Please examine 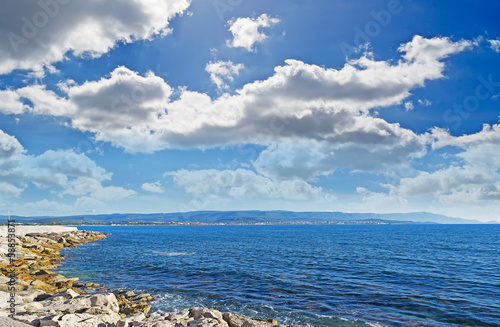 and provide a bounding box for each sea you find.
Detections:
[54,224,500,327]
